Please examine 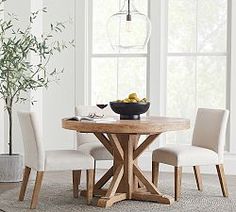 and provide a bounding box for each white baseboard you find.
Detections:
[96,152,236,175]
